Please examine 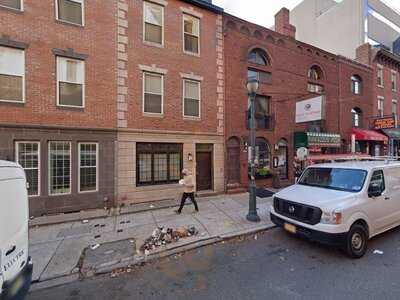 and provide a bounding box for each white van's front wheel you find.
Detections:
[346,224,368,258]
